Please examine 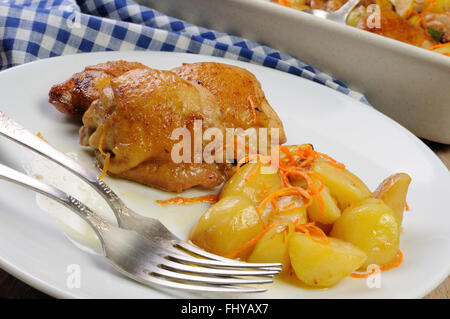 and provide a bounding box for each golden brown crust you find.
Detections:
[48,60,147,117]
[172,62,287,144]
[85,68,232,192]
[96,152,233,193]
